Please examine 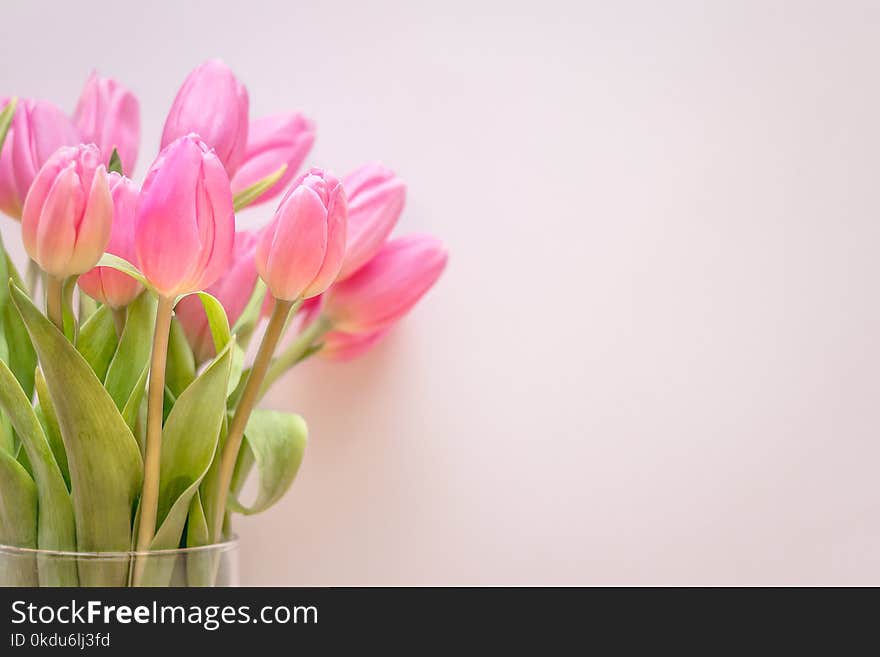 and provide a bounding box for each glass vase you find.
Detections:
[0,538,239,587]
